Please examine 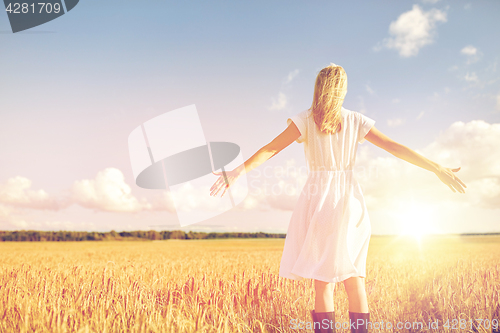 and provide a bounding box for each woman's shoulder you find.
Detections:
[342,107,368,121]
[293,109,312,123]
[341,107,359,114]
[299,107,360,120]
[341,107,356,119]
[301,108,312,118]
